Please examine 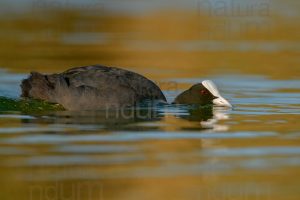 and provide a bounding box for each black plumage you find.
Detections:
[21,65,166,110]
